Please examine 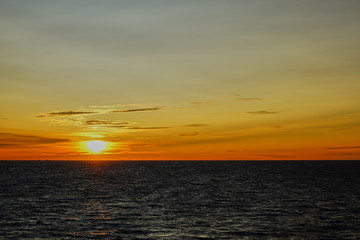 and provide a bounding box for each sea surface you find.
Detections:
[0,161,359,239]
